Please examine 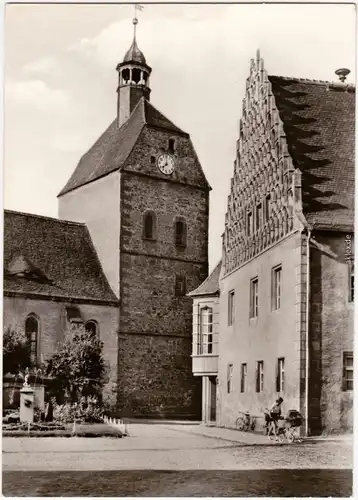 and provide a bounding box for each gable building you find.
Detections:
[190,52,354,435]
